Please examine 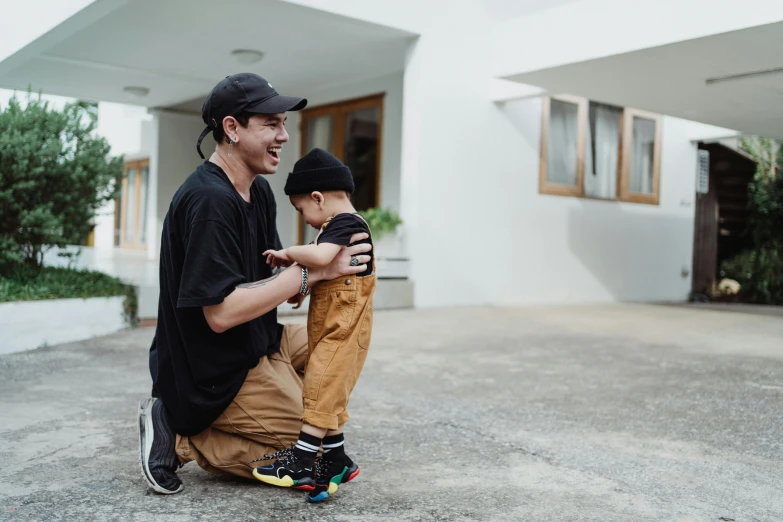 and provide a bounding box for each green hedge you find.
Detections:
[0,266,137,322]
